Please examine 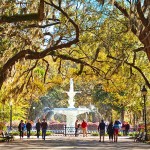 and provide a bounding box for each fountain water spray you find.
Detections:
[42,78,92,133]
[65,78,81,108]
